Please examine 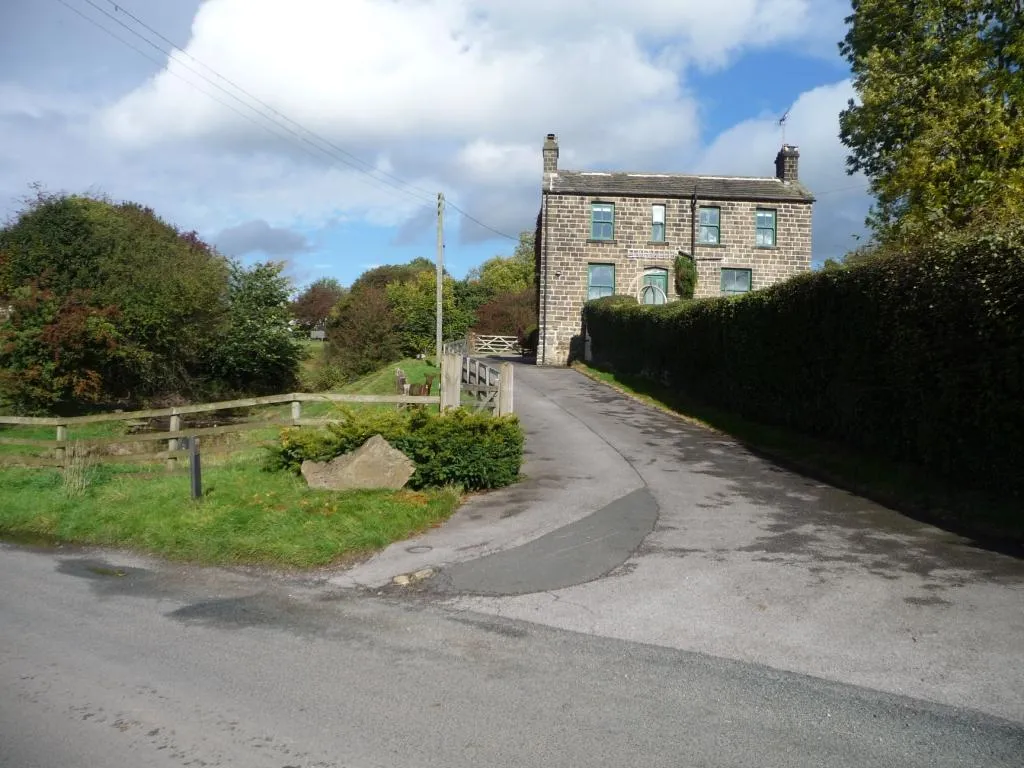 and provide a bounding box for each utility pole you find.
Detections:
[435,192,444,363]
